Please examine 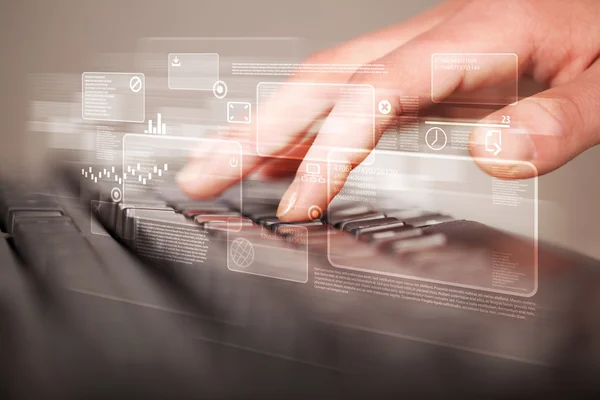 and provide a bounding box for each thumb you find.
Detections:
[470,62,600,178]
